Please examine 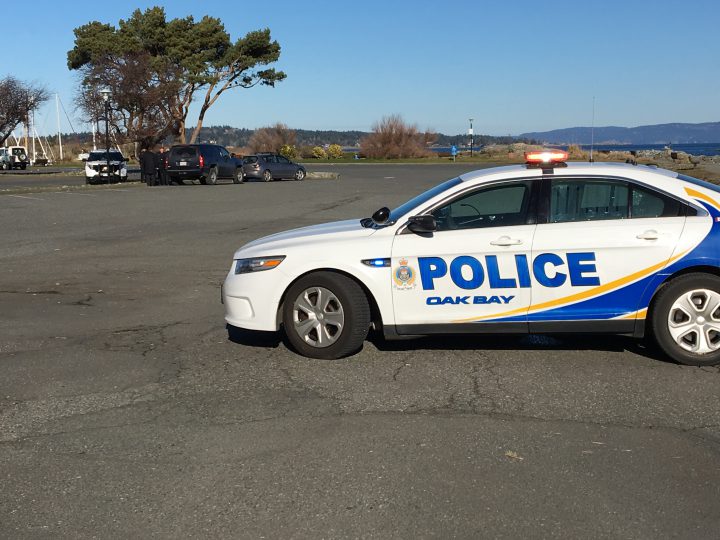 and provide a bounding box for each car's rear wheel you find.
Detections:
[263,170,272,182]
[199,177,207,185]
[651,273,720,366]
[295,169,305,181]
[282,272,370,359]
[233,168,244,184]
[207,167,218,185]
